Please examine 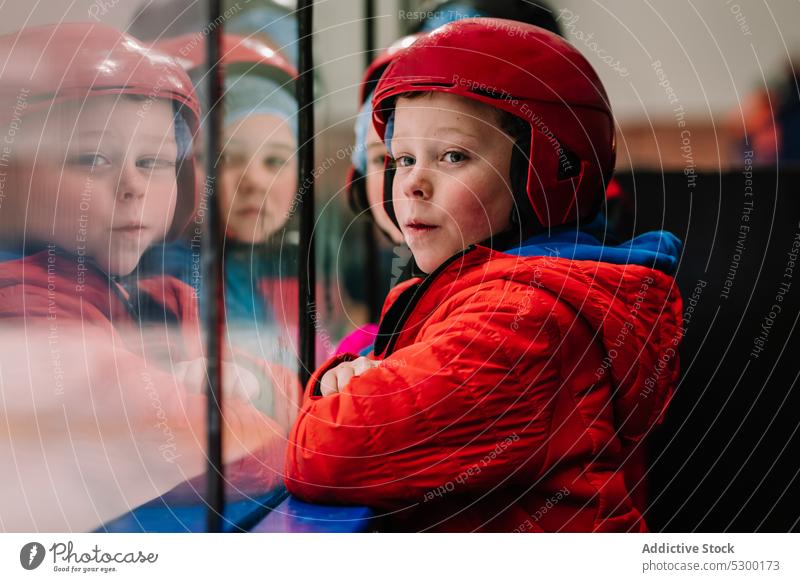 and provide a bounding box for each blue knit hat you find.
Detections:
[192,70,297,134]
[223,72,297,133]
